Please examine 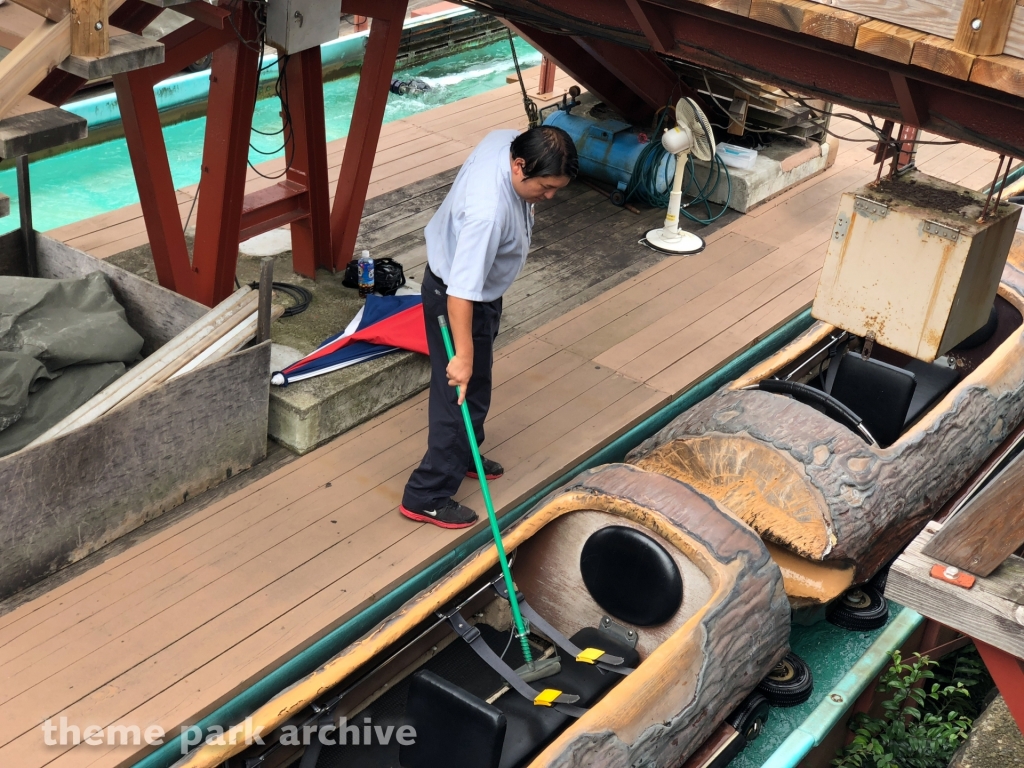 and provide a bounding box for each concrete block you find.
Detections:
[948,694,1024,768]
[269,350,431,454]
[690,138,831,213]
